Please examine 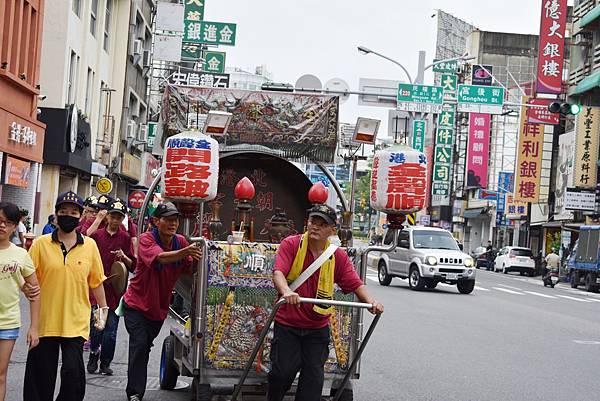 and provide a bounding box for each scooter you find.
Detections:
[543,268,559,288]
